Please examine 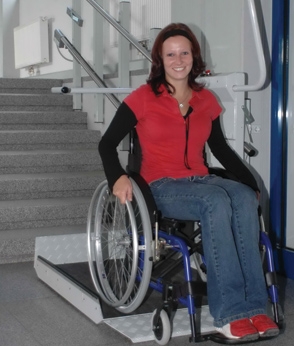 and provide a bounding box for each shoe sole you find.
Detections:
[211,332,260,344]
[260,328,280,338]
[238,333,260,342]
